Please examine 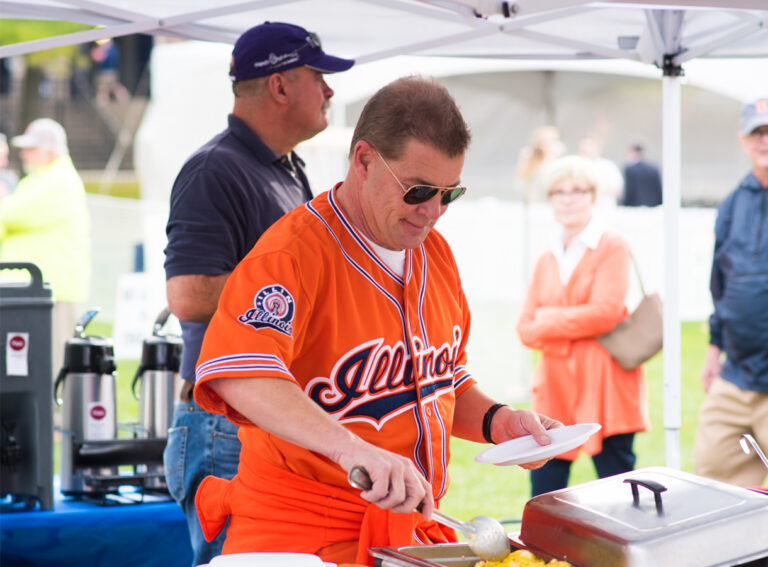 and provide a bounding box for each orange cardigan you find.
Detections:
[516,232,649,459]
